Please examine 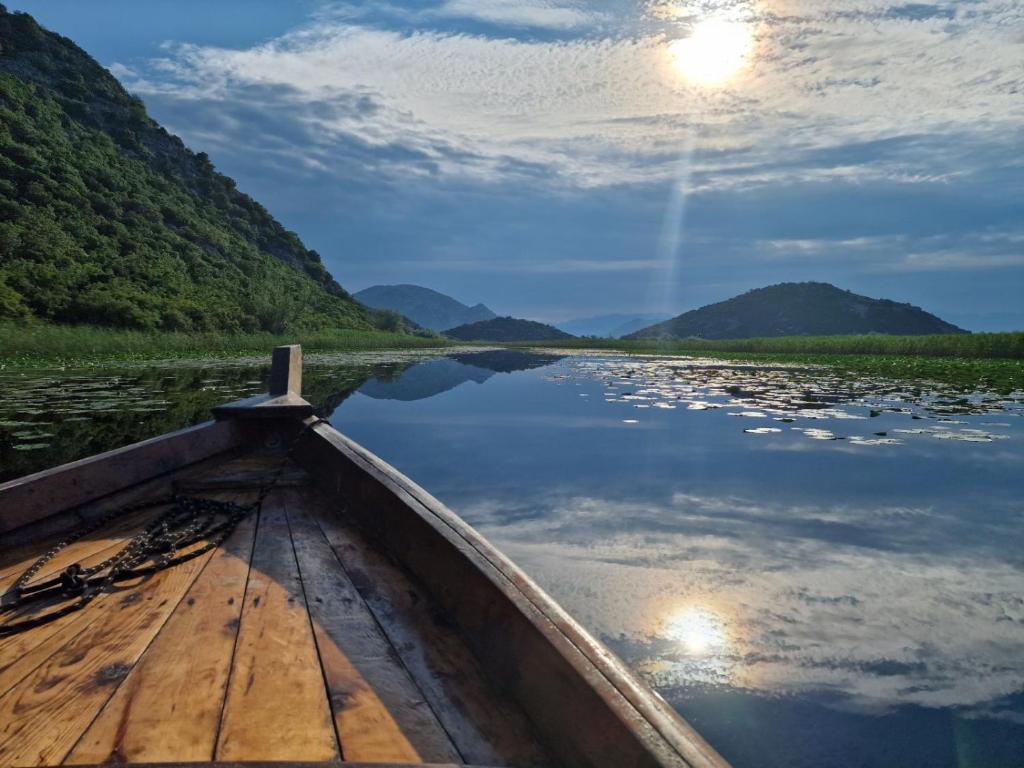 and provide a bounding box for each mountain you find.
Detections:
[0,6,374,332]
[628,282,968,340]
[354,284,496,331]
[558,313,670,338]
[445,316,575,342]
